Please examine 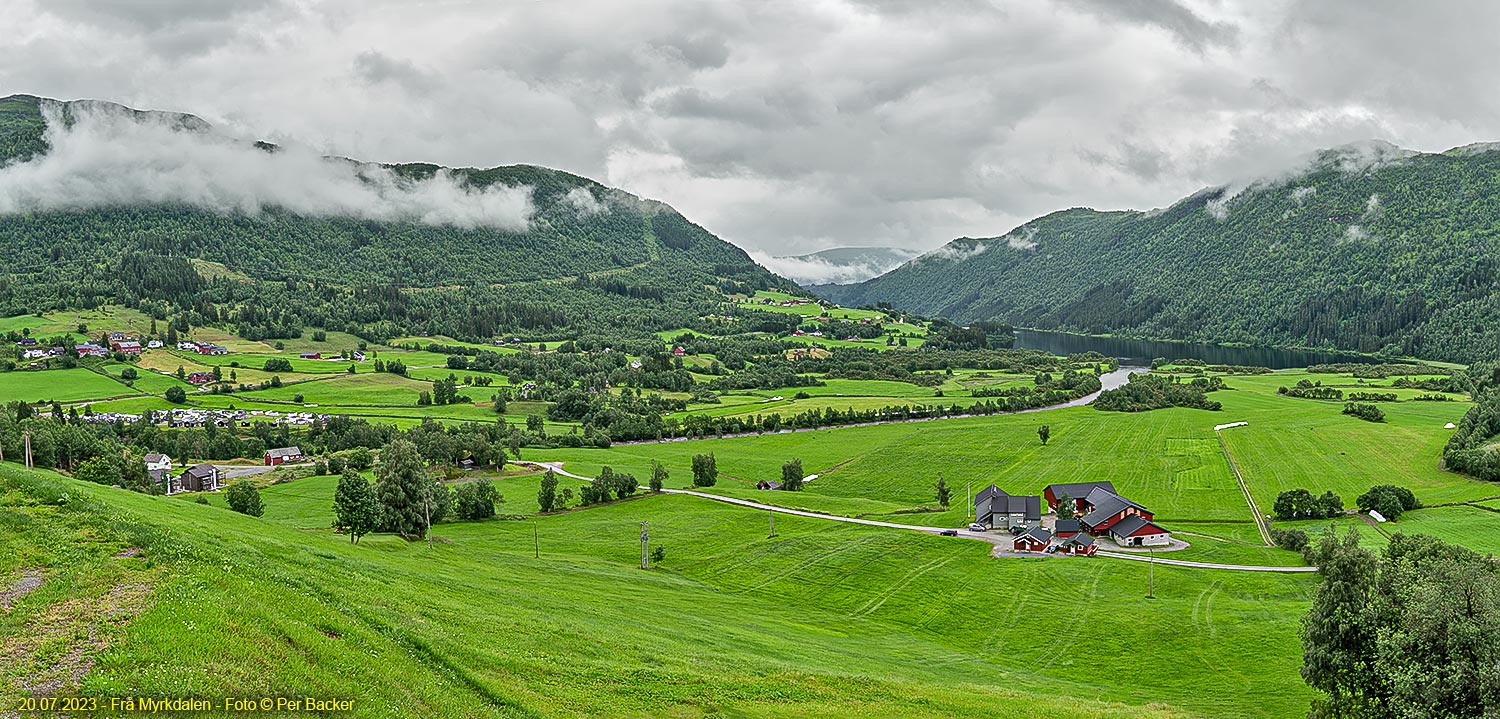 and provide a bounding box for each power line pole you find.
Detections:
[24,429,33,470]
[1147,547,1155,599]
[769,509,776,537]
[424,489,433,550]
[640,521,650,569]
[533,521,539,559]
[966,480,972,522]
